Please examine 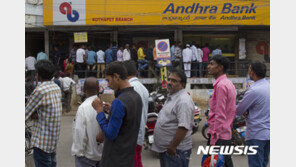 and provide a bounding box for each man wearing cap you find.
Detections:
[182,44,193,78]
